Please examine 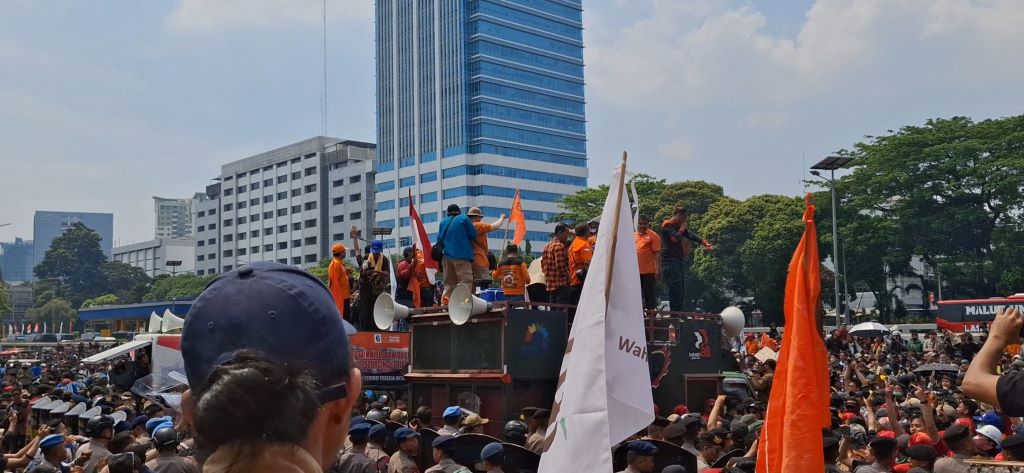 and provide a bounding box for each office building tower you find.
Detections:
[33,211,114,279]
[154,195,201,239]
[193,137,376,276]
[0,238,34,283]
[113,238,197,279]
[374,0,588,250]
